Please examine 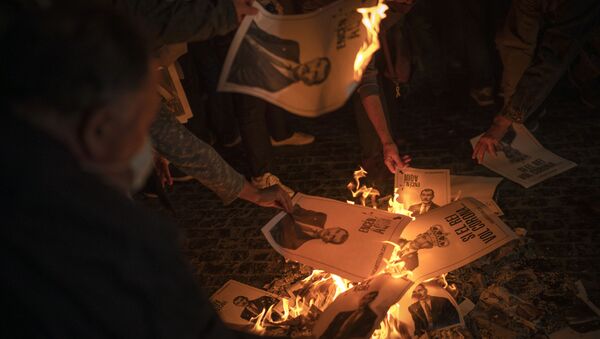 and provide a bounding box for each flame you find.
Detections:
[347,167,380,207]
[249,307,268,334]
[387,188,414,219]
[353,0,388,81]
